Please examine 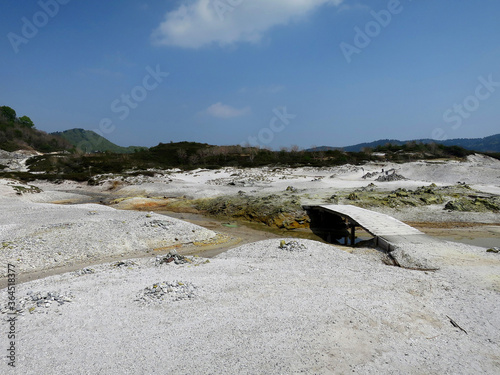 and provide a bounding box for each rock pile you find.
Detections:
[155,251,191,266]
[279,240,307,252]
[376,172,408,182]
[136,281,197,304]
[207,171,272,187]
[348,192,360,201]
[1,291,73,315]
[72,268,95,276]
[343,183,500,212]
[362,172,378,179]
[445,197,500,212]
[113,260,137,268]
[143,220,170,230]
